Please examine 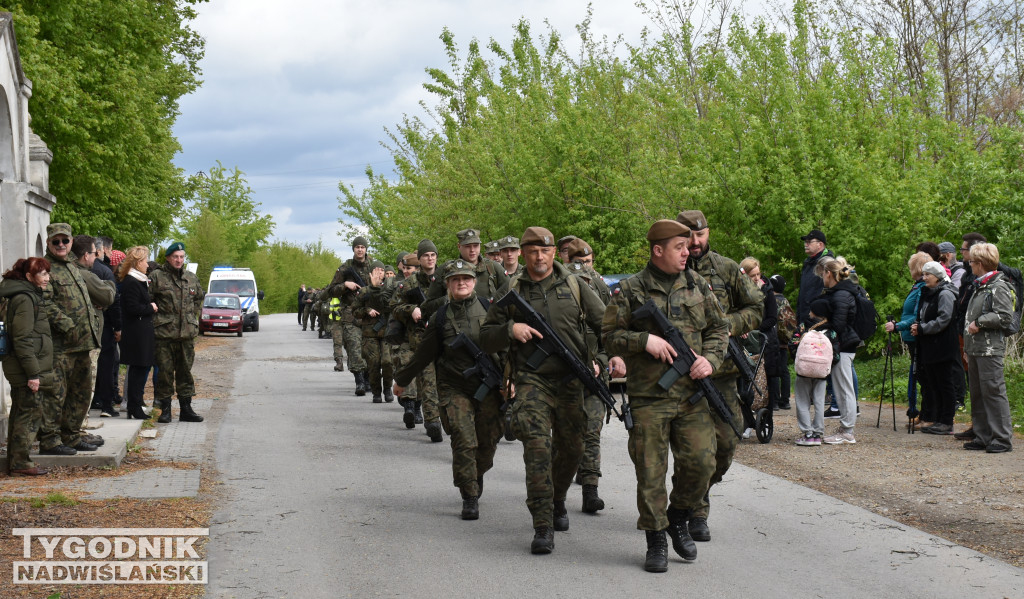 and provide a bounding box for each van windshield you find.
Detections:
[210,280,255,297]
